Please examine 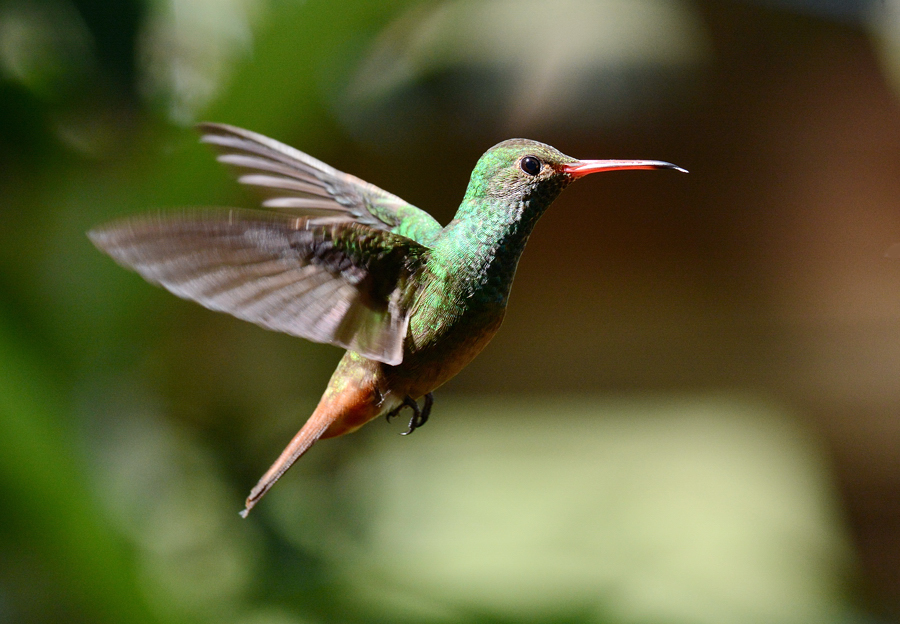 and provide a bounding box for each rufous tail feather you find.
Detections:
[239,384,372,517]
